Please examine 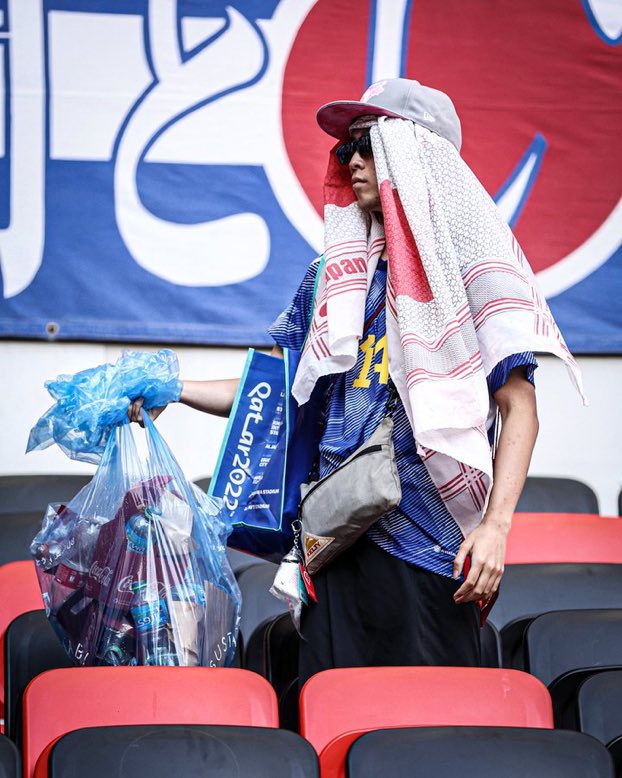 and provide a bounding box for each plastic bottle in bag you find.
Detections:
[31,504,76,570]
[131,581,178,666]
[125,505,176,665]
[54,514,107,588]
[98,614,136,666]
